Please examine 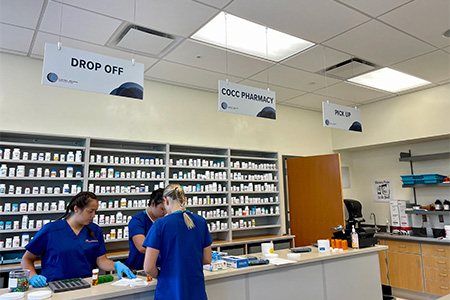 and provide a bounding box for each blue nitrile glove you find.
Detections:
[30,274,47,287]
[114,261,136,279]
